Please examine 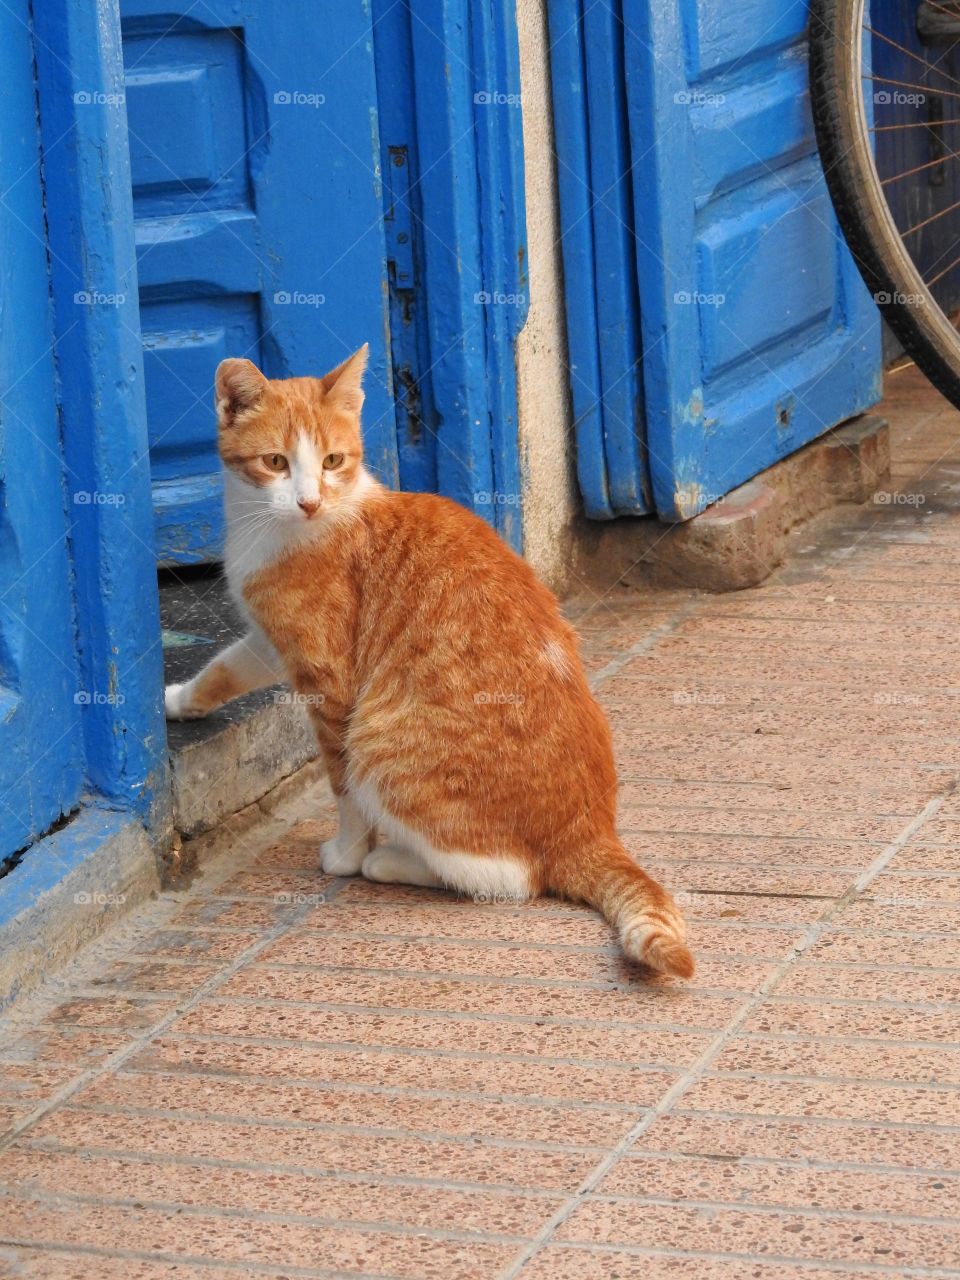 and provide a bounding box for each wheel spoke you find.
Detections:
[901,195,960,239]
[863,72,960,101]
[928,249,960,287]
[882,145,960,185]
[871,116,960,130]
[866,24,960,91]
